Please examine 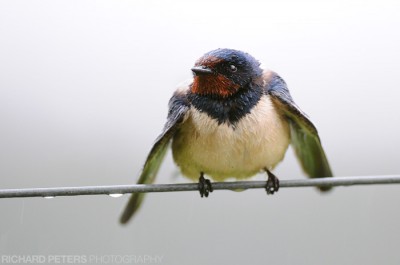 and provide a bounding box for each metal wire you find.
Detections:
[0,175,399,199]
